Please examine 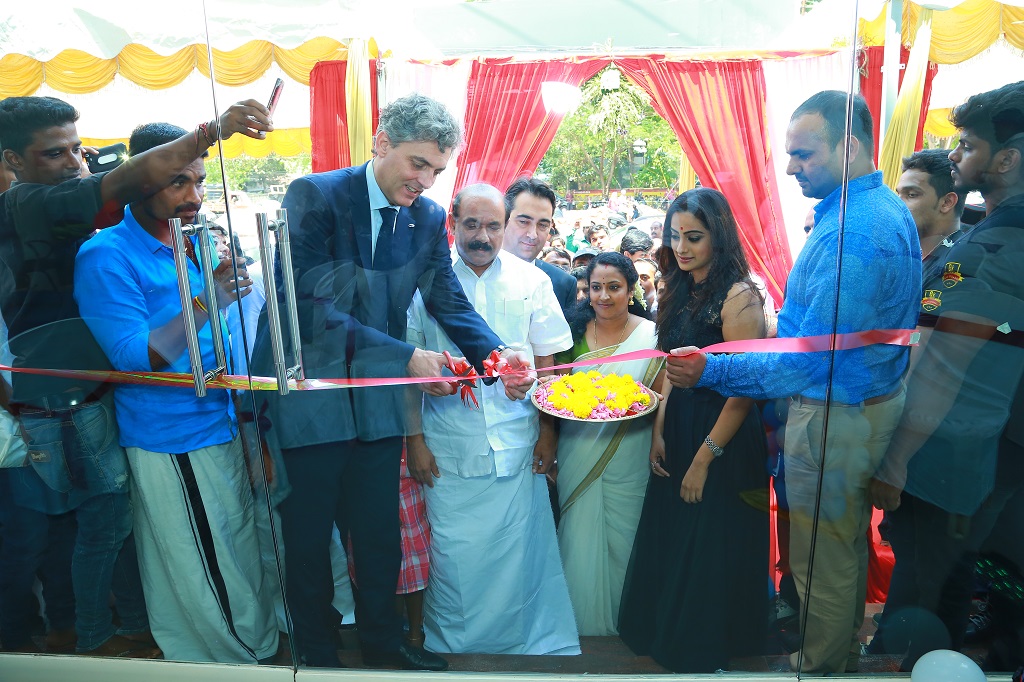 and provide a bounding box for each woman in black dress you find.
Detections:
[618,187,771,672]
